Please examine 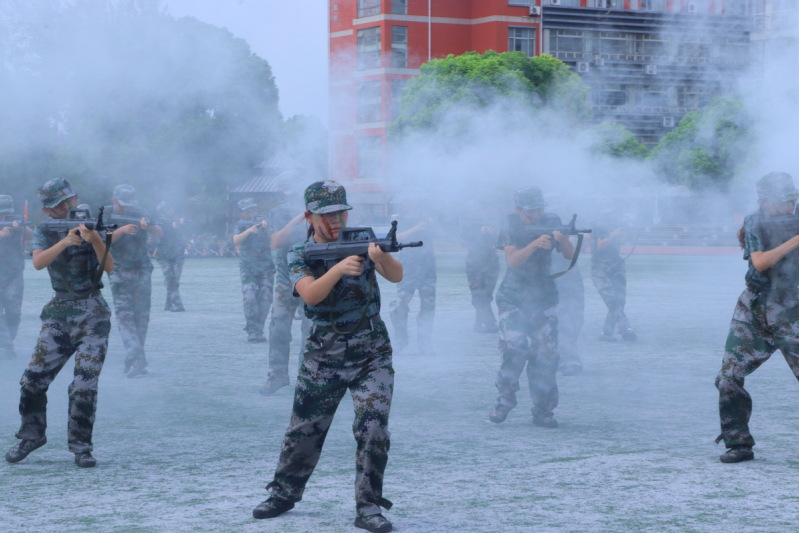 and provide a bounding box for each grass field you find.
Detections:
[2,251,799,533]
